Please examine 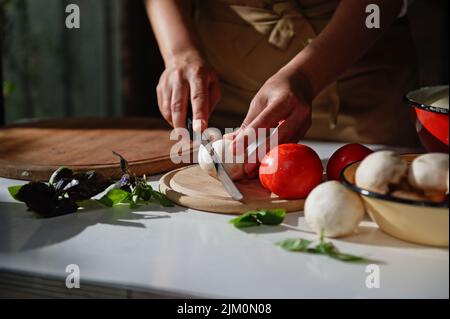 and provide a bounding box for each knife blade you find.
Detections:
[187,108,244,201]
[246,126,279,161]
[201,139,244,201]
